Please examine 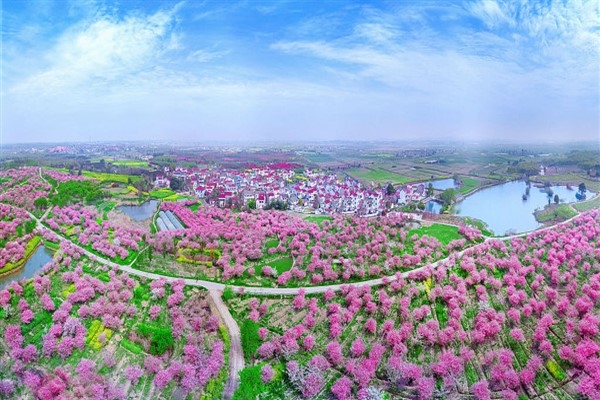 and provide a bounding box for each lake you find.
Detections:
[118,200,159,221]
[0,245,54,289]
[454,181,594,235]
